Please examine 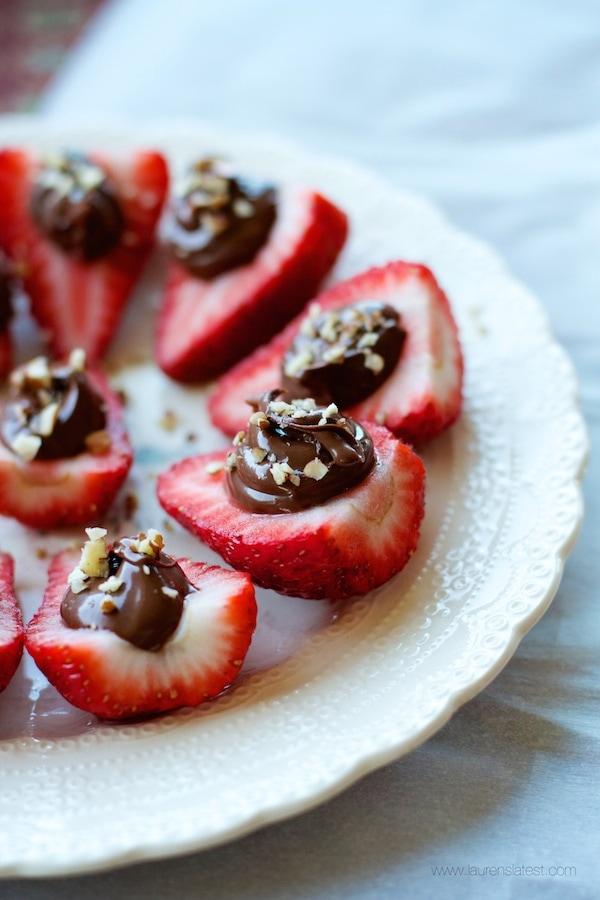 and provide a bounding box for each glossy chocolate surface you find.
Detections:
[61,537,193,651]
[226,390,375,514]
[166,158,276,279]
[30,151,123,261]
[282,301,405,407]
[1,357,107,461]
